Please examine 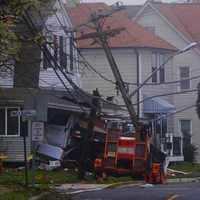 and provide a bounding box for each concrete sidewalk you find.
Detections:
[54,183,110,194]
